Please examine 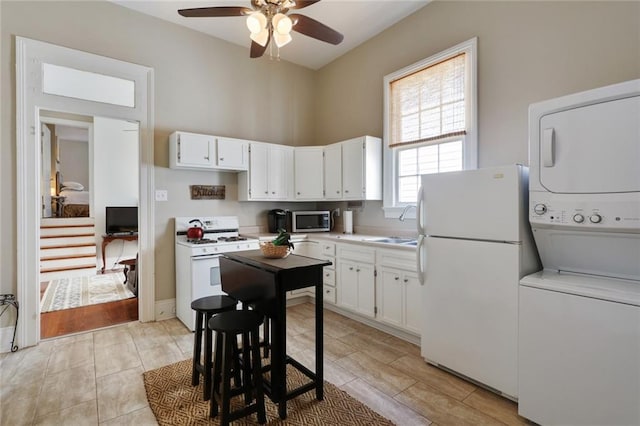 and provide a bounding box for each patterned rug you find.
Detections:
[40,273,135,313]
[144,359,395,425]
